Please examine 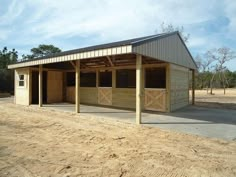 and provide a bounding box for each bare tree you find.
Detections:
[195,54,214,92]
[206,47,236,94]
[155,22,190,42]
